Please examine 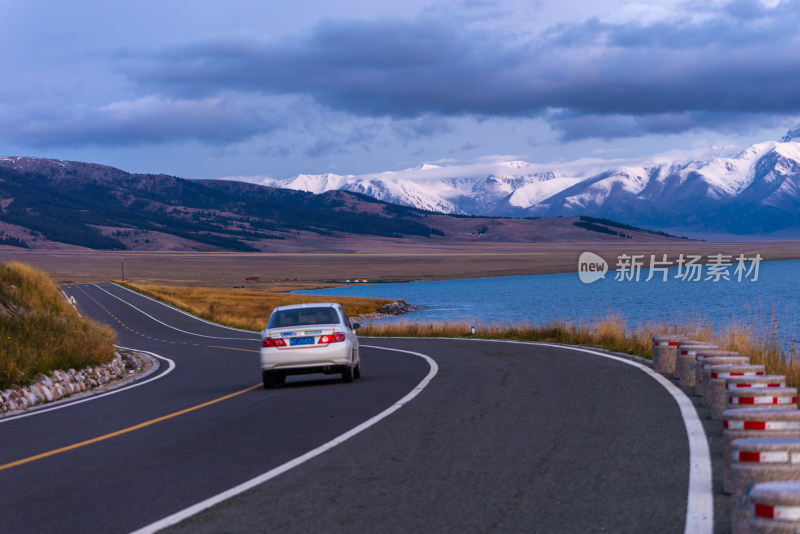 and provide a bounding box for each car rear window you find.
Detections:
[268,307,340,328]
